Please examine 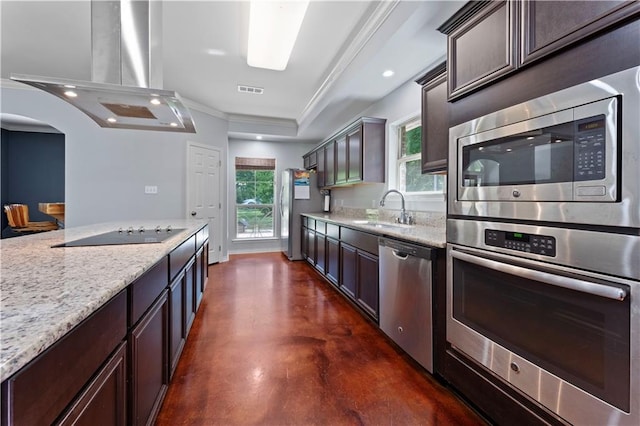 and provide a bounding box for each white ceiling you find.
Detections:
[0,0,463,142]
